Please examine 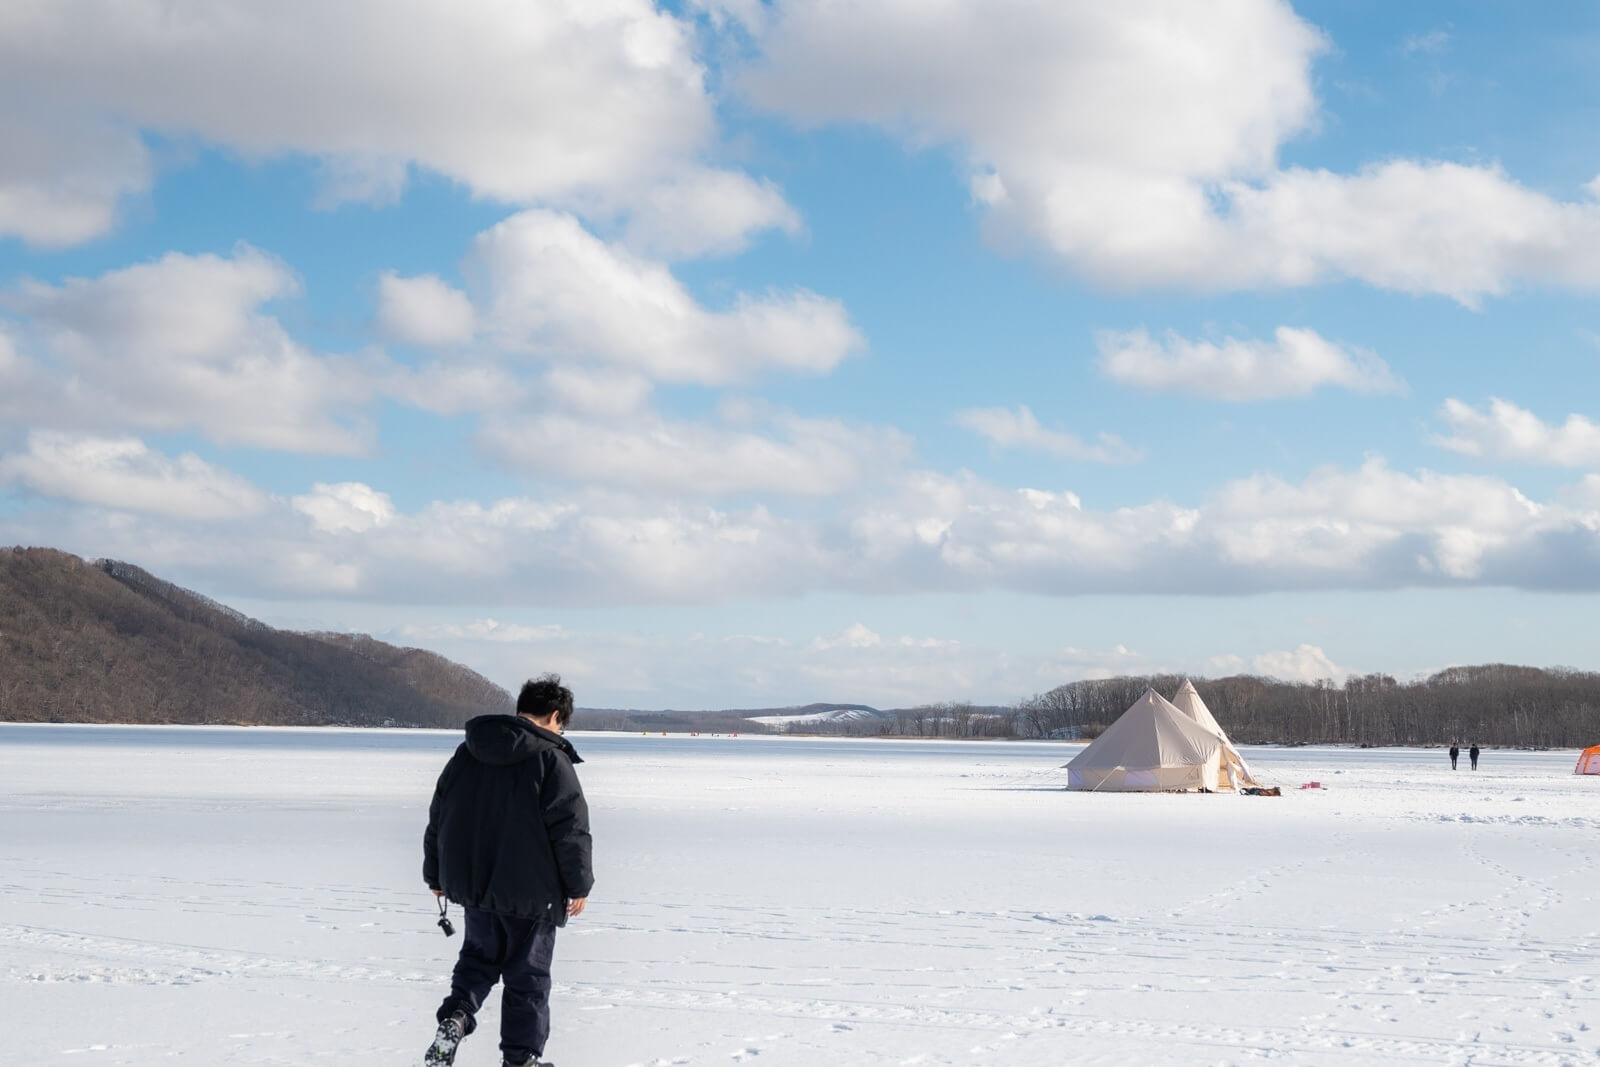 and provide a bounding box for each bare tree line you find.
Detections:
[1015,668,1600,748]
[768,669,1600,748]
